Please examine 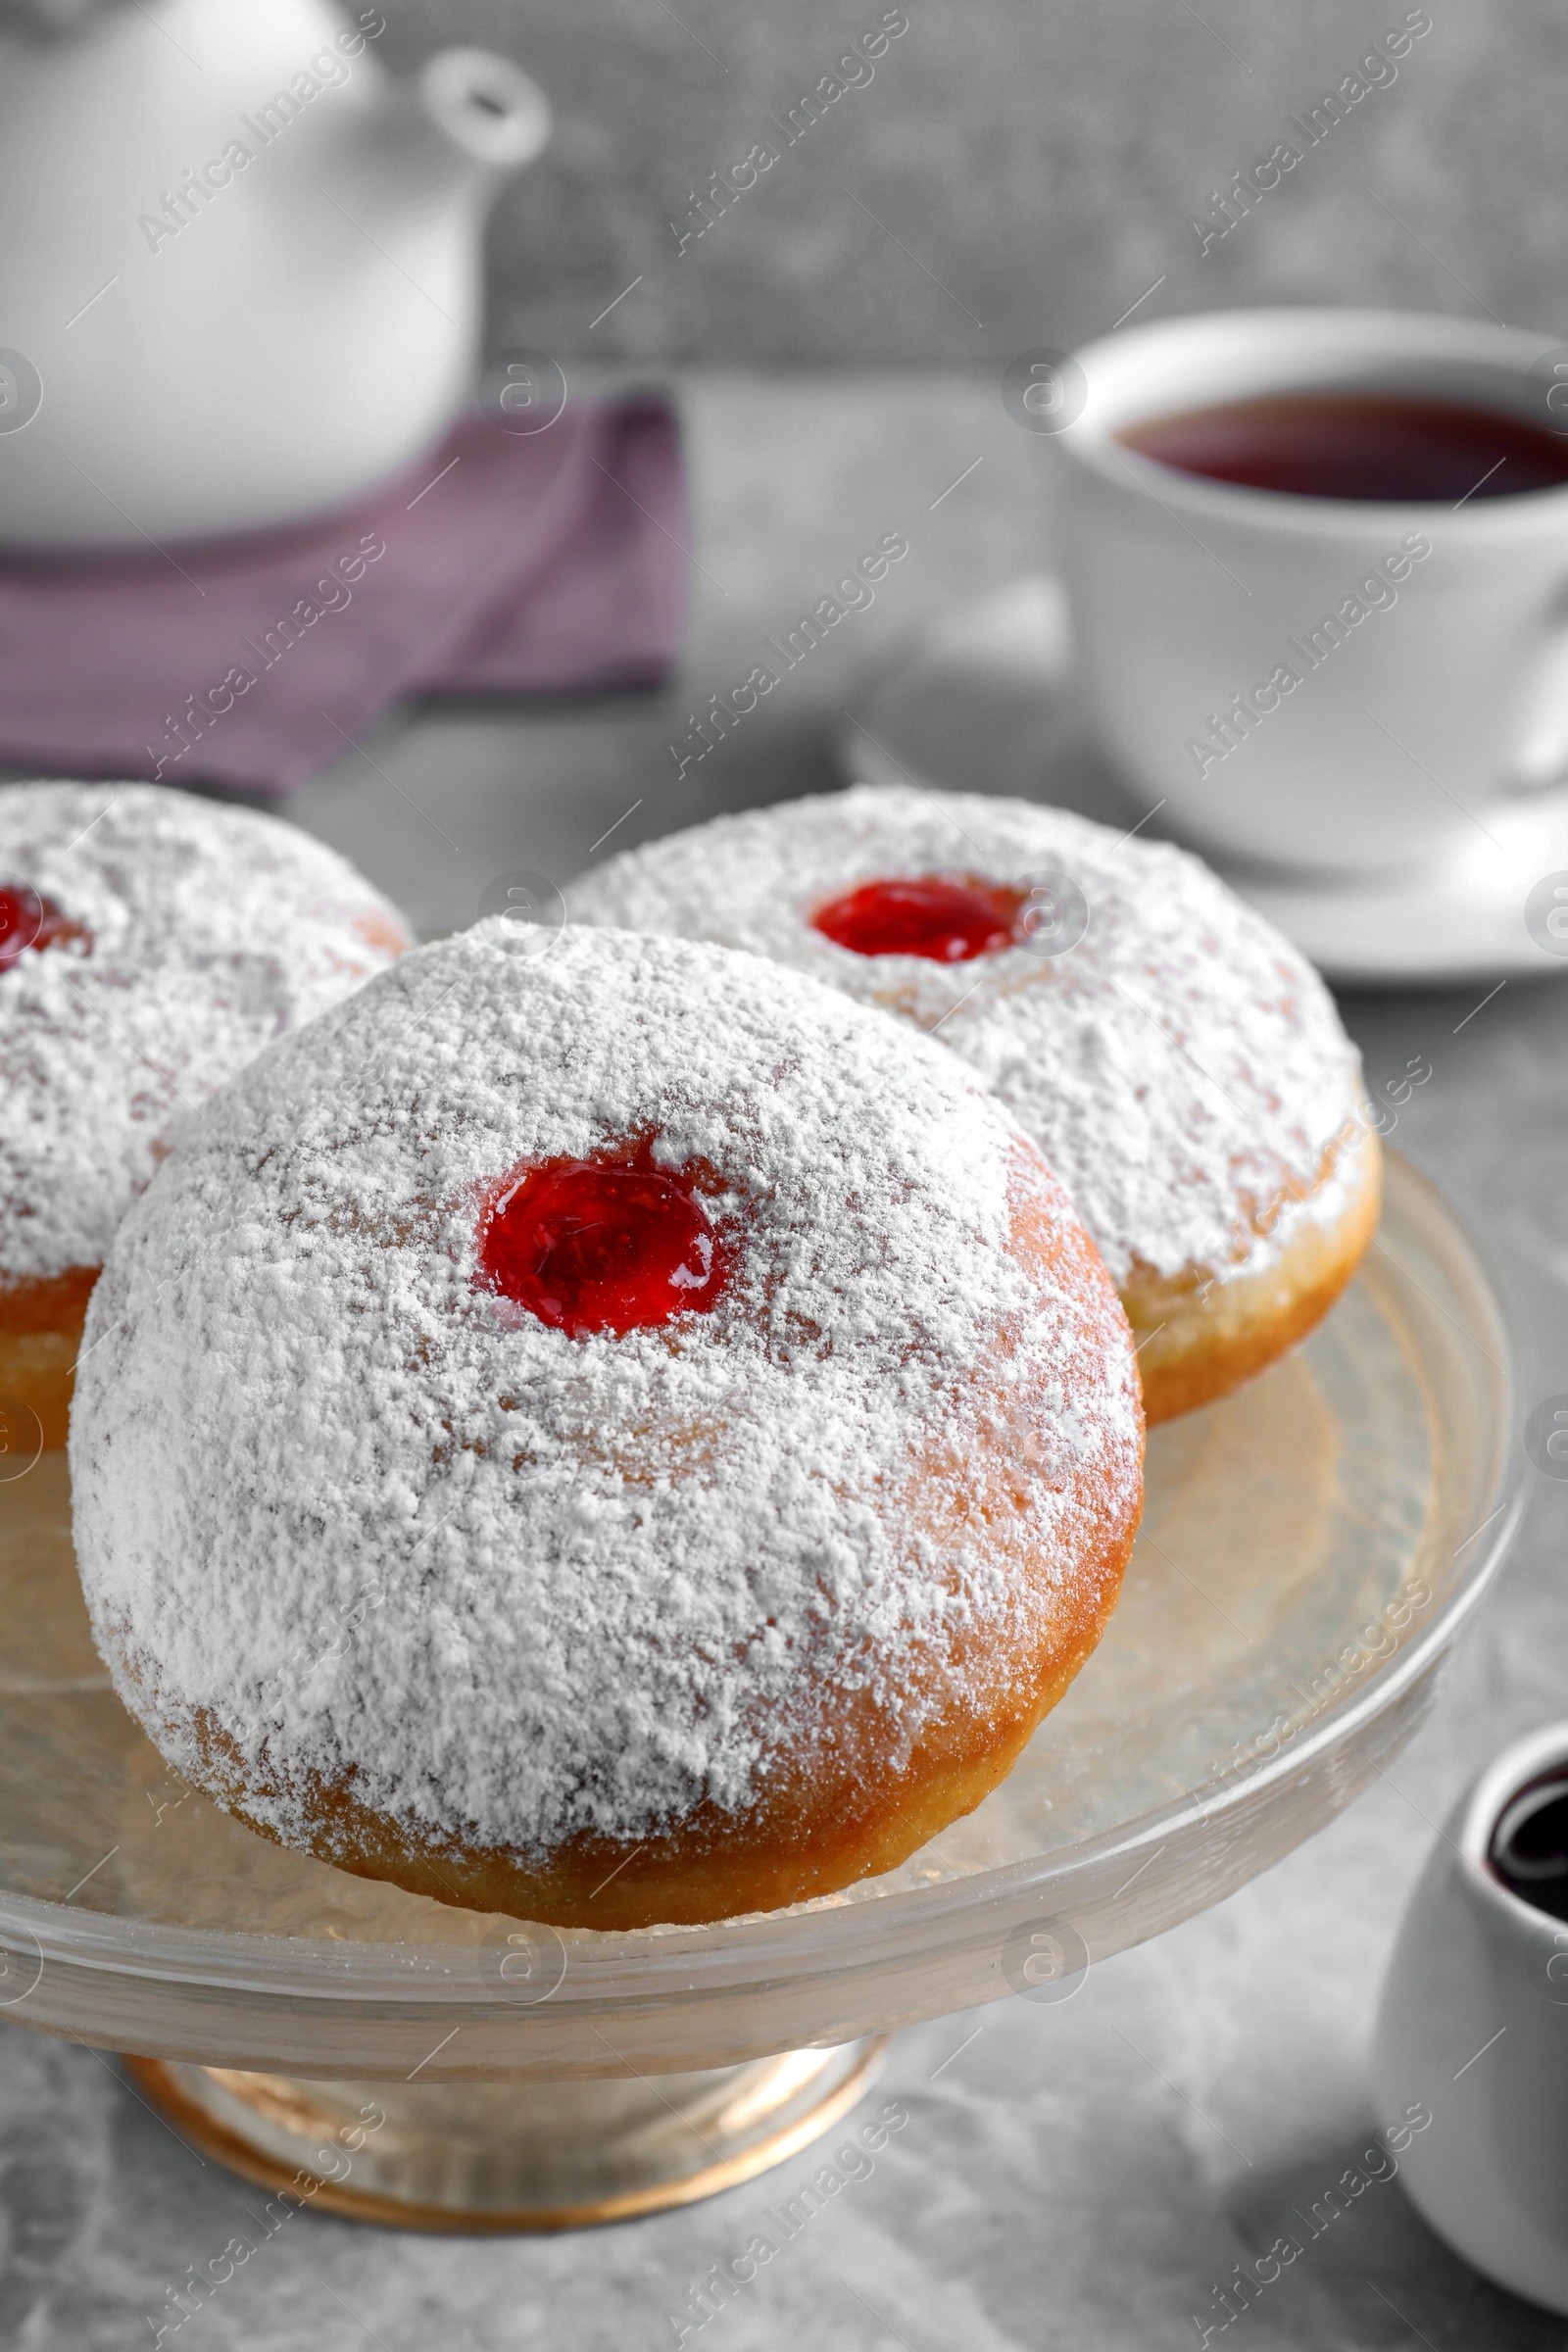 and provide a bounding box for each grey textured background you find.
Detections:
[5,3,1568,2338]
[373,0,1566,365]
